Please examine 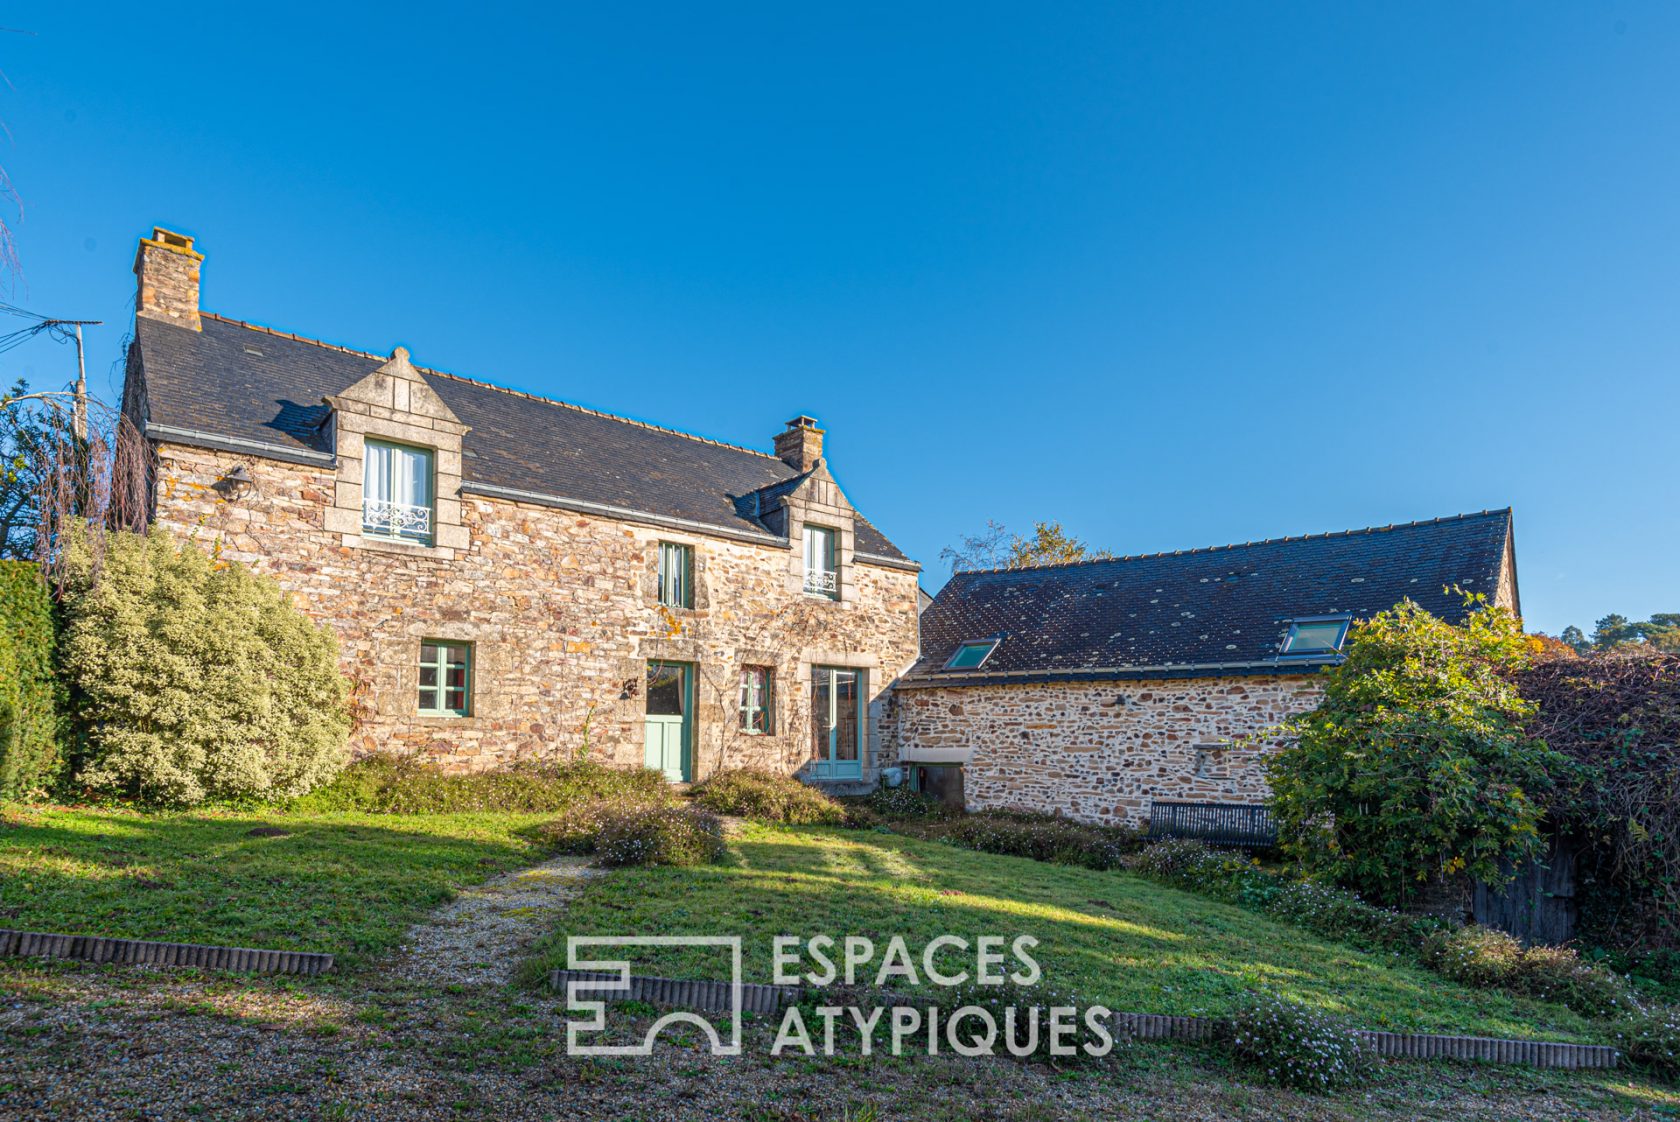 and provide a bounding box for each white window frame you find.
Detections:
[363,440,436,545]
[802,525,839,599]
